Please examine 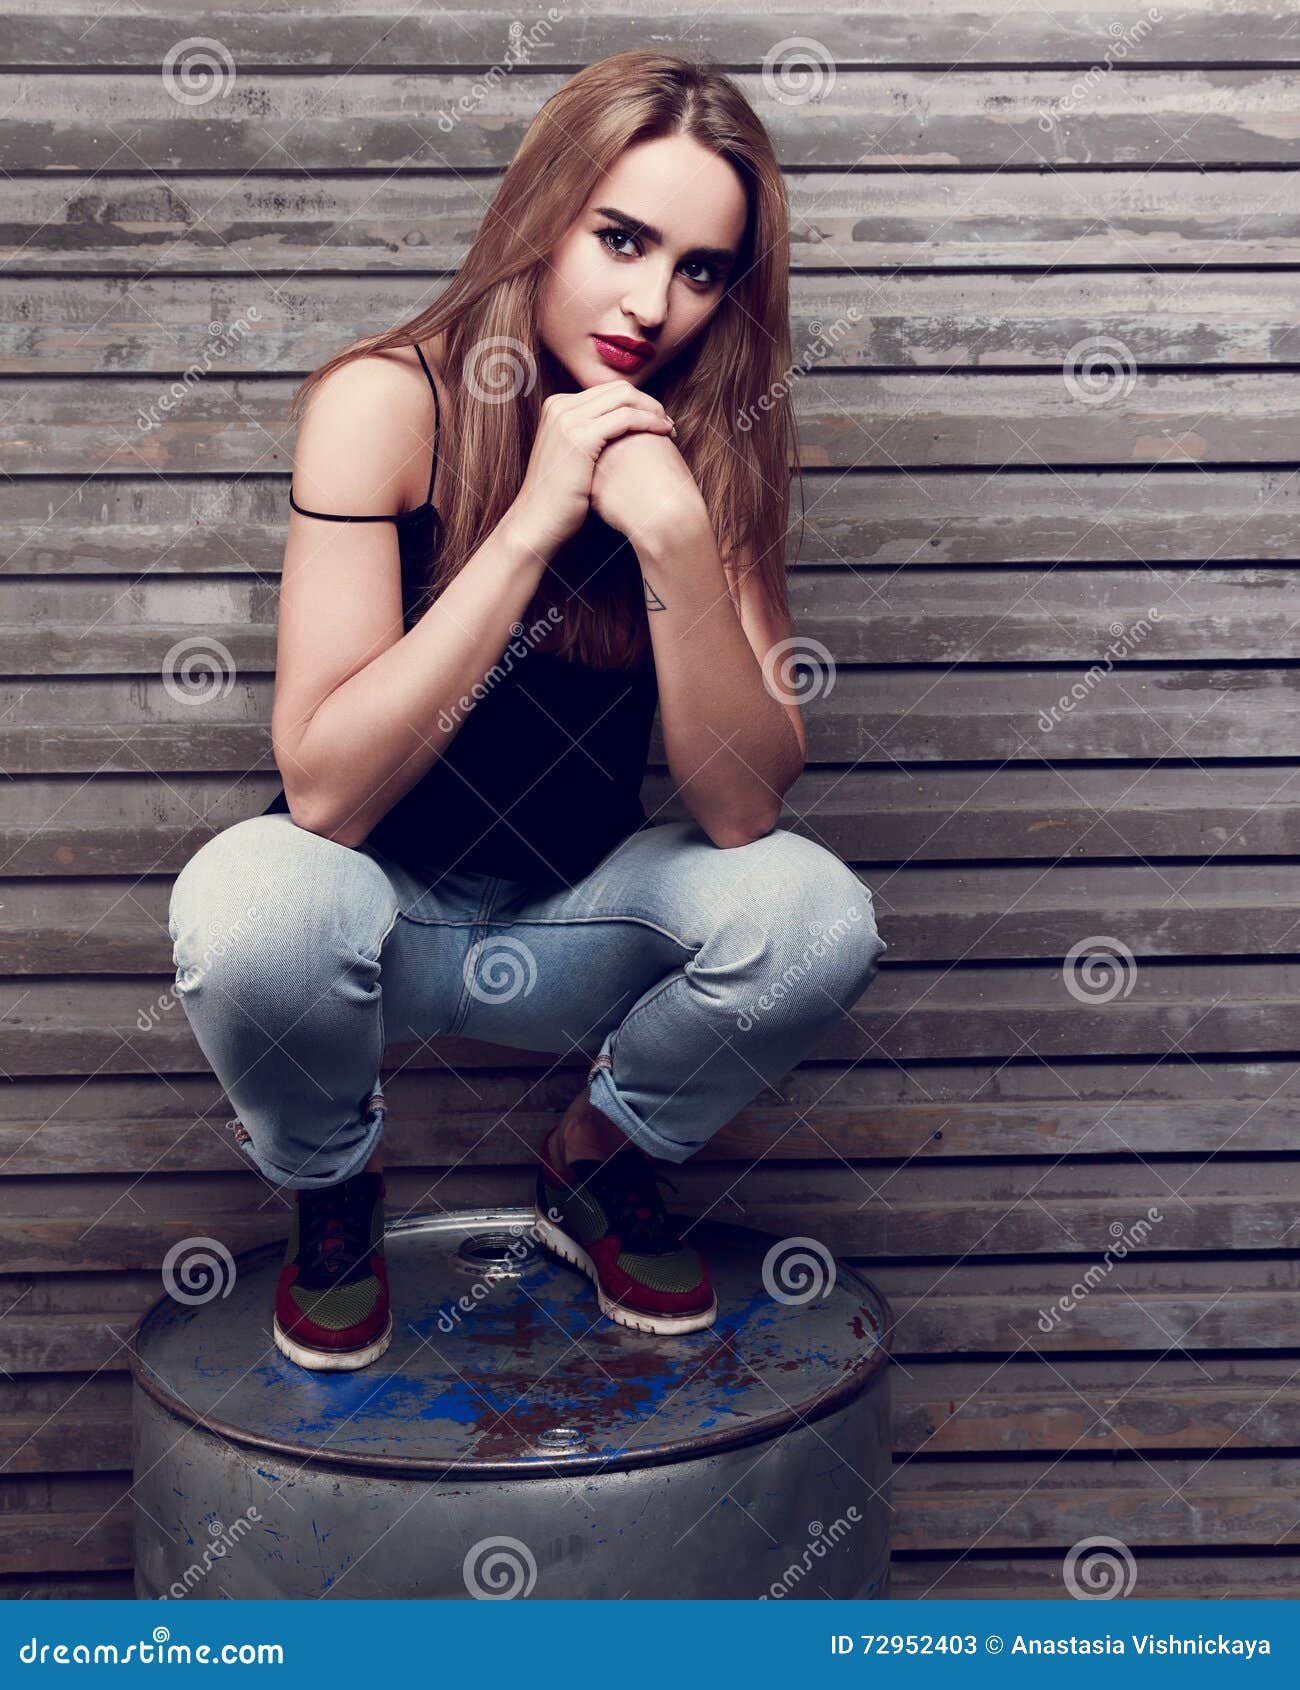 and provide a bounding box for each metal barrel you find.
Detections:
[130,1207,892,1600]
